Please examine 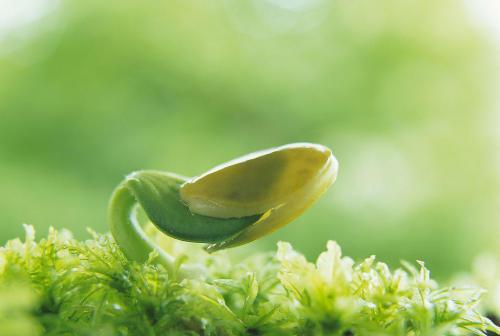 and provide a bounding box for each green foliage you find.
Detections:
[0,225,498,336]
